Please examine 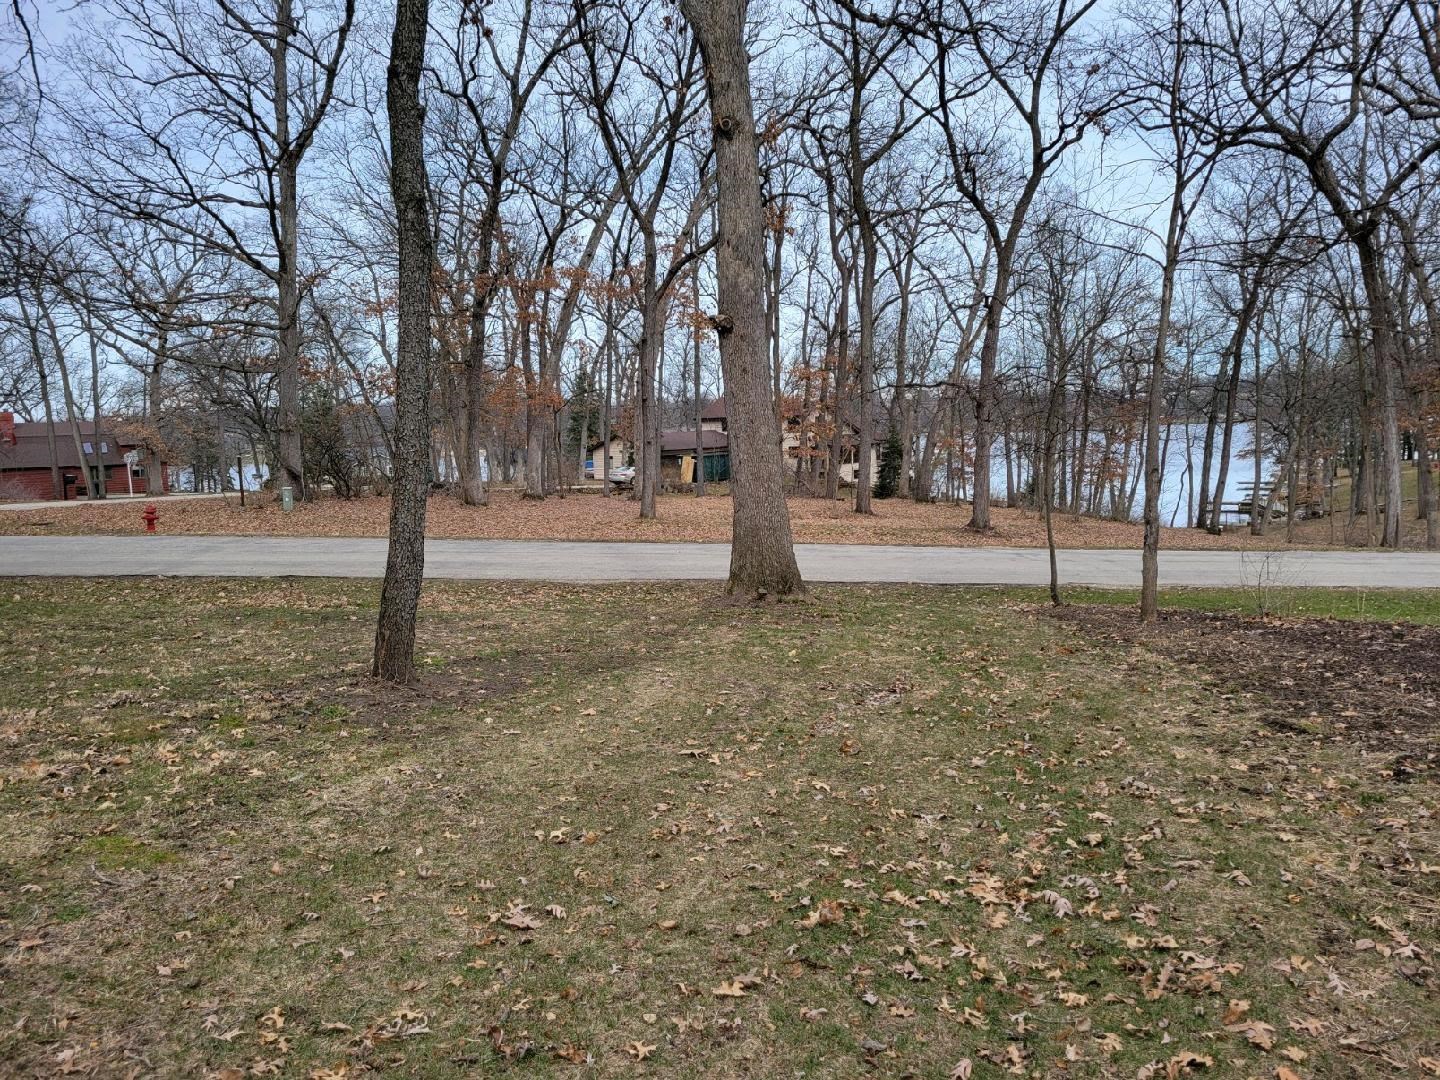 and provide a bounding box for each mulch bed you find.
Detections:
[1054,605,1440,780]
